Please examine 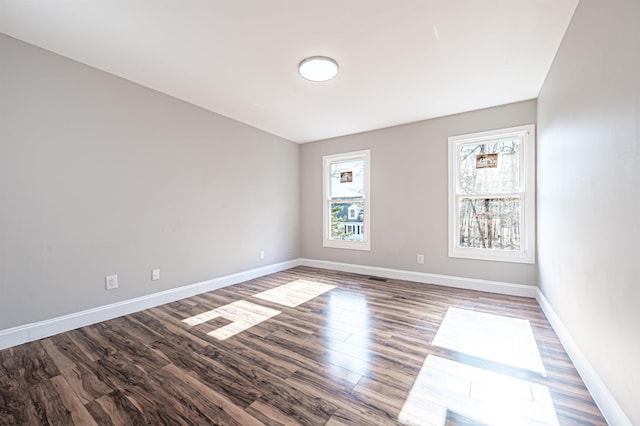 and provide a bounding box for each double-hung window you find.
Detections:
[323,150,370,250]
[448,125,535,263]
